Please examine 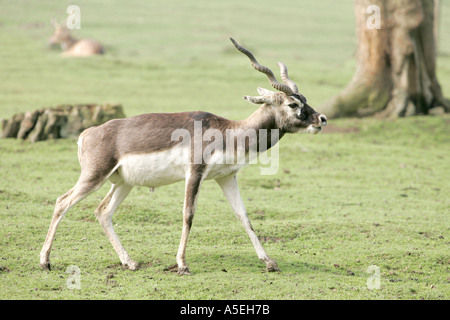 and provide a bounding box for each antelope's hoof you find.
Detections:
[125,260,139,271]
[266,260,280,272]
[40,261,51,271]
[177,266,192,276]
